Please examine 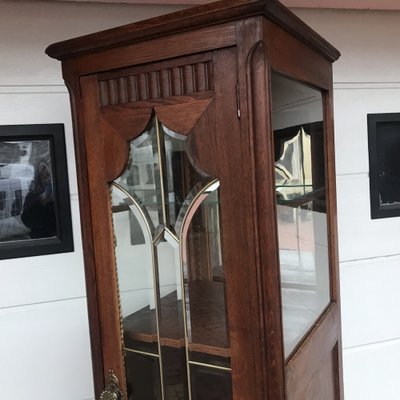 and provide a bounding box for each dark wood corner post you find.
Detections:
[236,18,286,400]
[63,73,105,398]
